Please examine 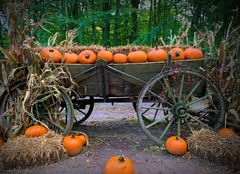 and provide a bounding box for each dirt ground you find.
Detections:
[0,103,235,174]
